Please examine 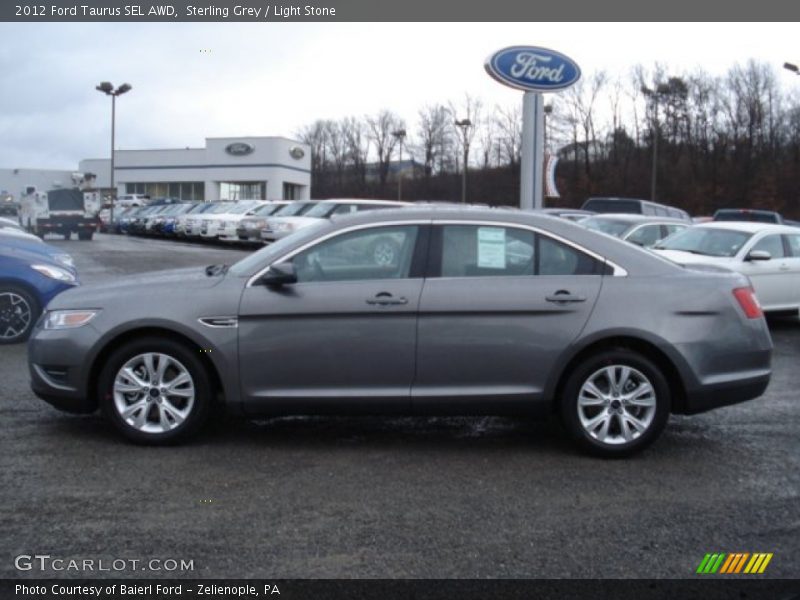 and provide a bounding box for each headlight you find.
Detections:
[276,222,294,232]
[43,309,99,330]
[54,254,74,268]
[31,264,76,283]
